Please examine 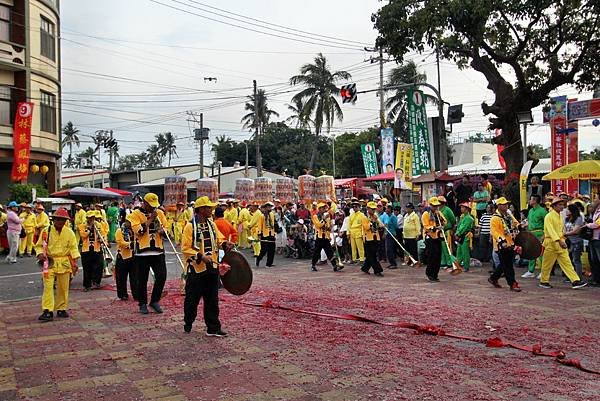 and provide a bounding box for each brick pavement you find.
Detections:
[0,258,599,400]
